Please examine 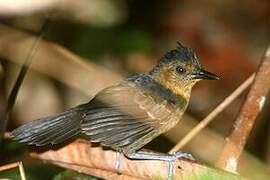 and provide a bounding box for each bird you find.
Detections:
[11,42,219,179]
